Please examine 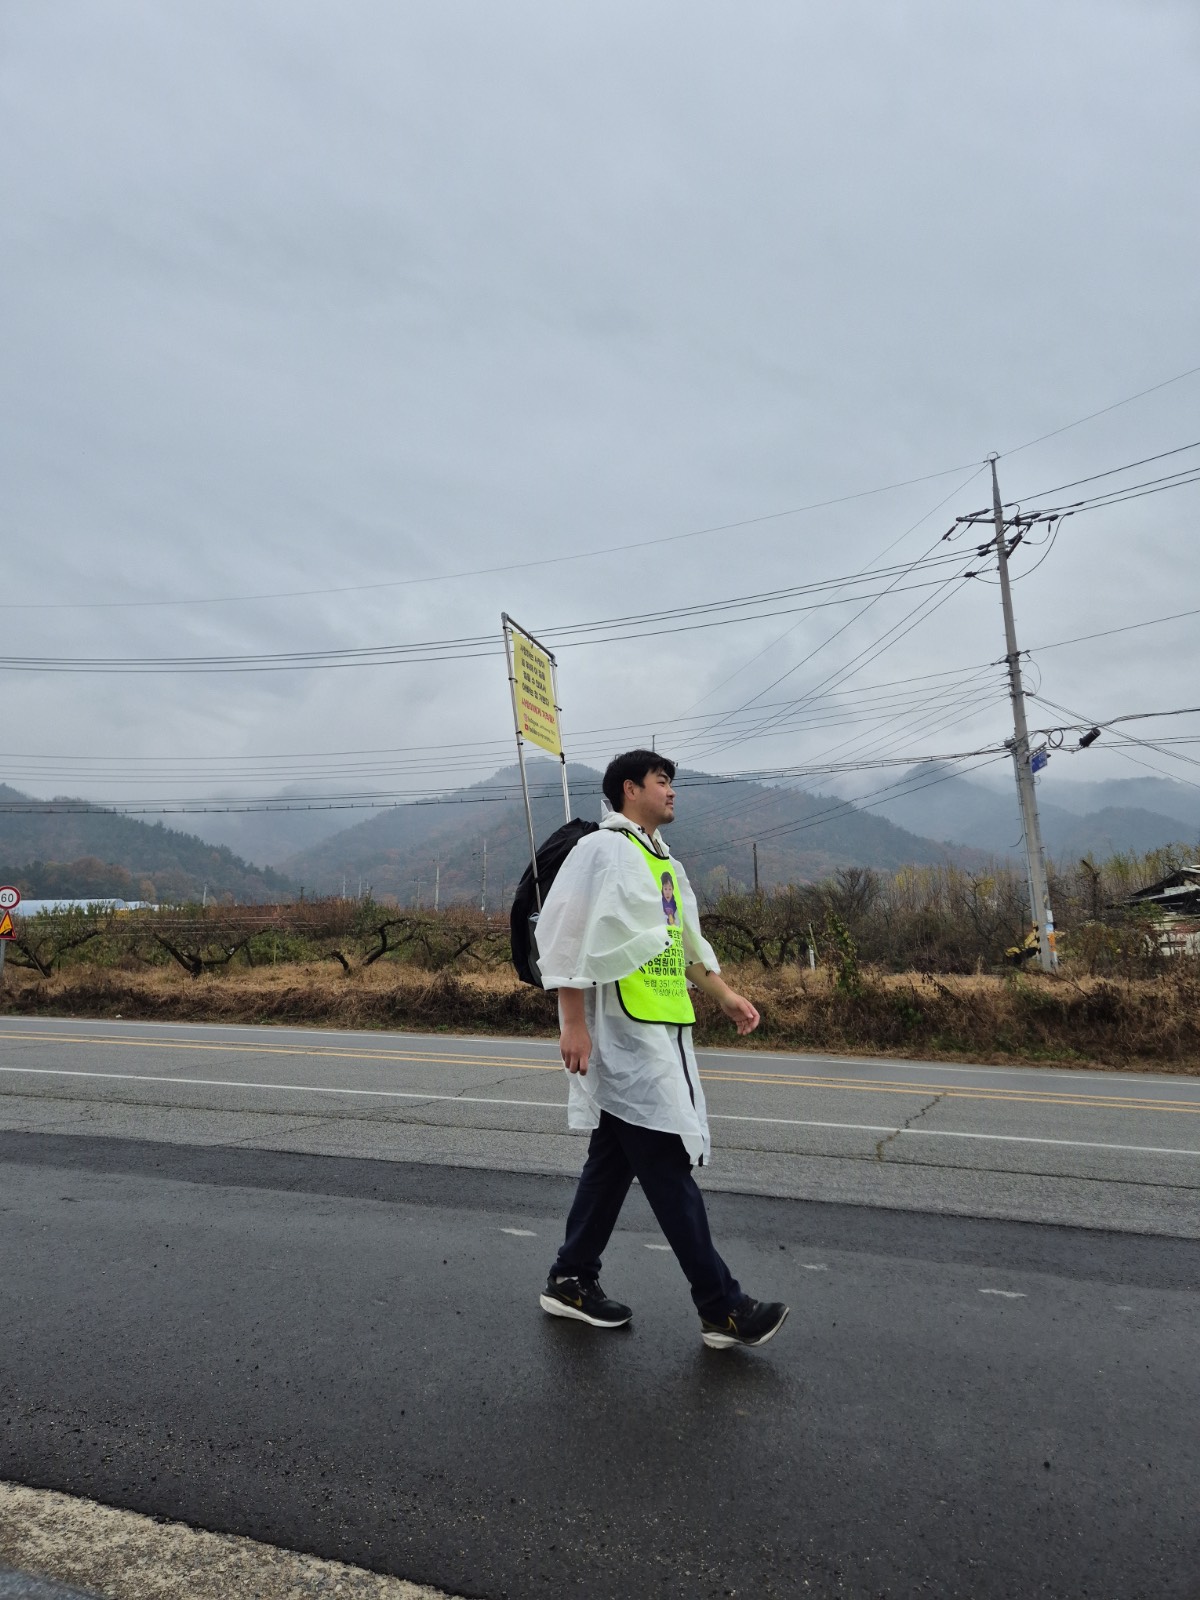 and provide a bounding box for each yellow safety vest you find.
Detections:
[616,834,696,1026]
